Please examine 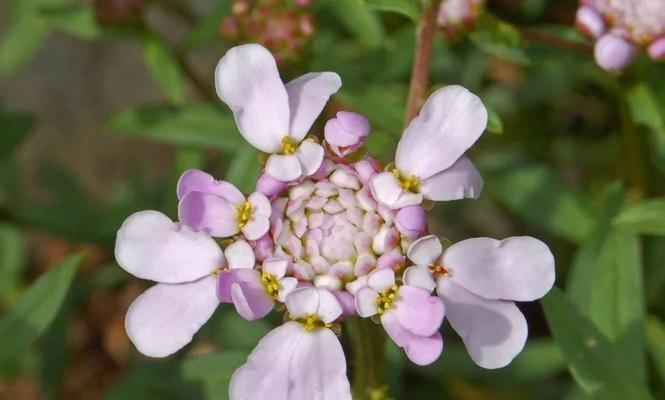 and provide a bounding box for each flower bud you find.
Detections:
[594,32,637,71]
[324,112,371,158]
